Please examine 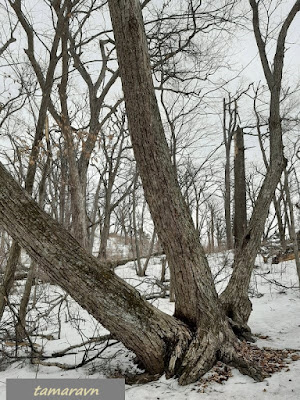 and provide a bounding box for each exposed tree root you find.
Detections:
[176,325,236,385]
[167,323,269,386]
[166,326,192,378]
[228,341,266,381]
[124,373,161,385]
[174,325,298,386]
[220,293,255,342]
[227,317,255,343]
